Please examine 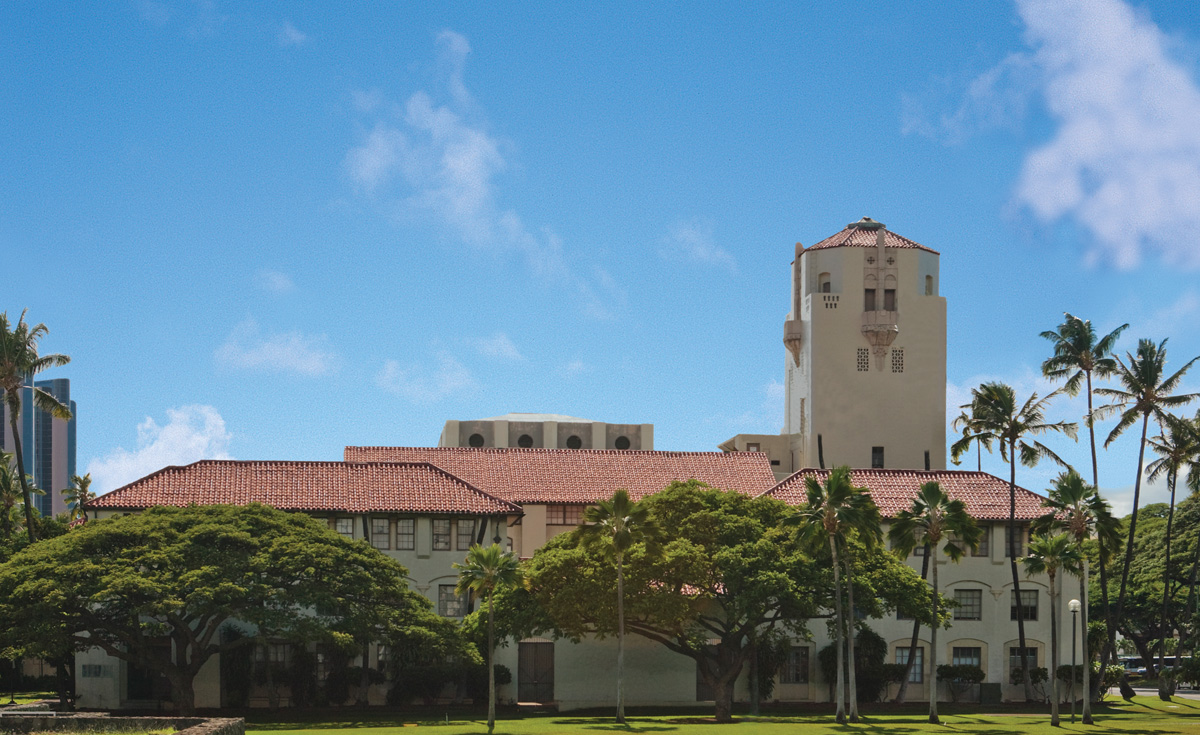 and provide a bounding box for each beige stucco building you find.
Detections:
[439,413,653,451]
